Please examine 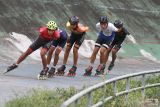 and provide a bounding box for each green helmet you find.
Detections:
[46,21,58,30]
